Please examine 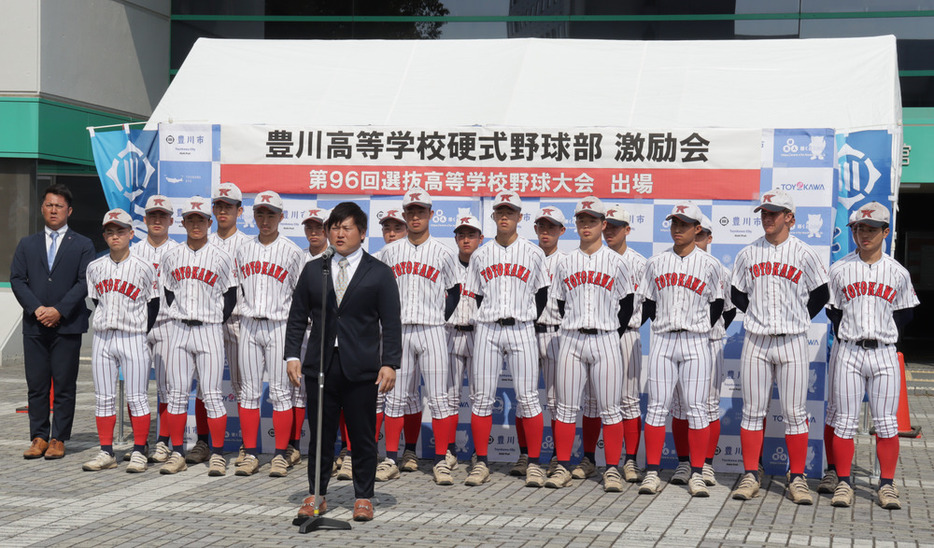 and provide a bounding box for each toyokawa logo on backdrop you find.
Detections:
[779,181,826,192]
[105,139,155,203]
